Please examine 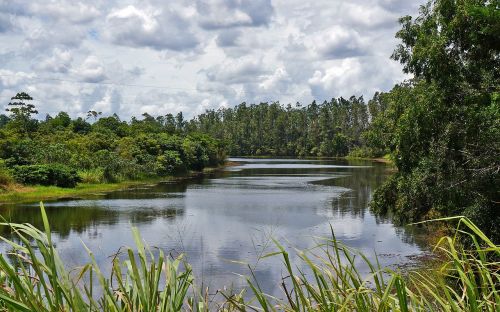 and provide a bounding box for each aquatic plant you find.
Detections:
[0,204,498,311]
